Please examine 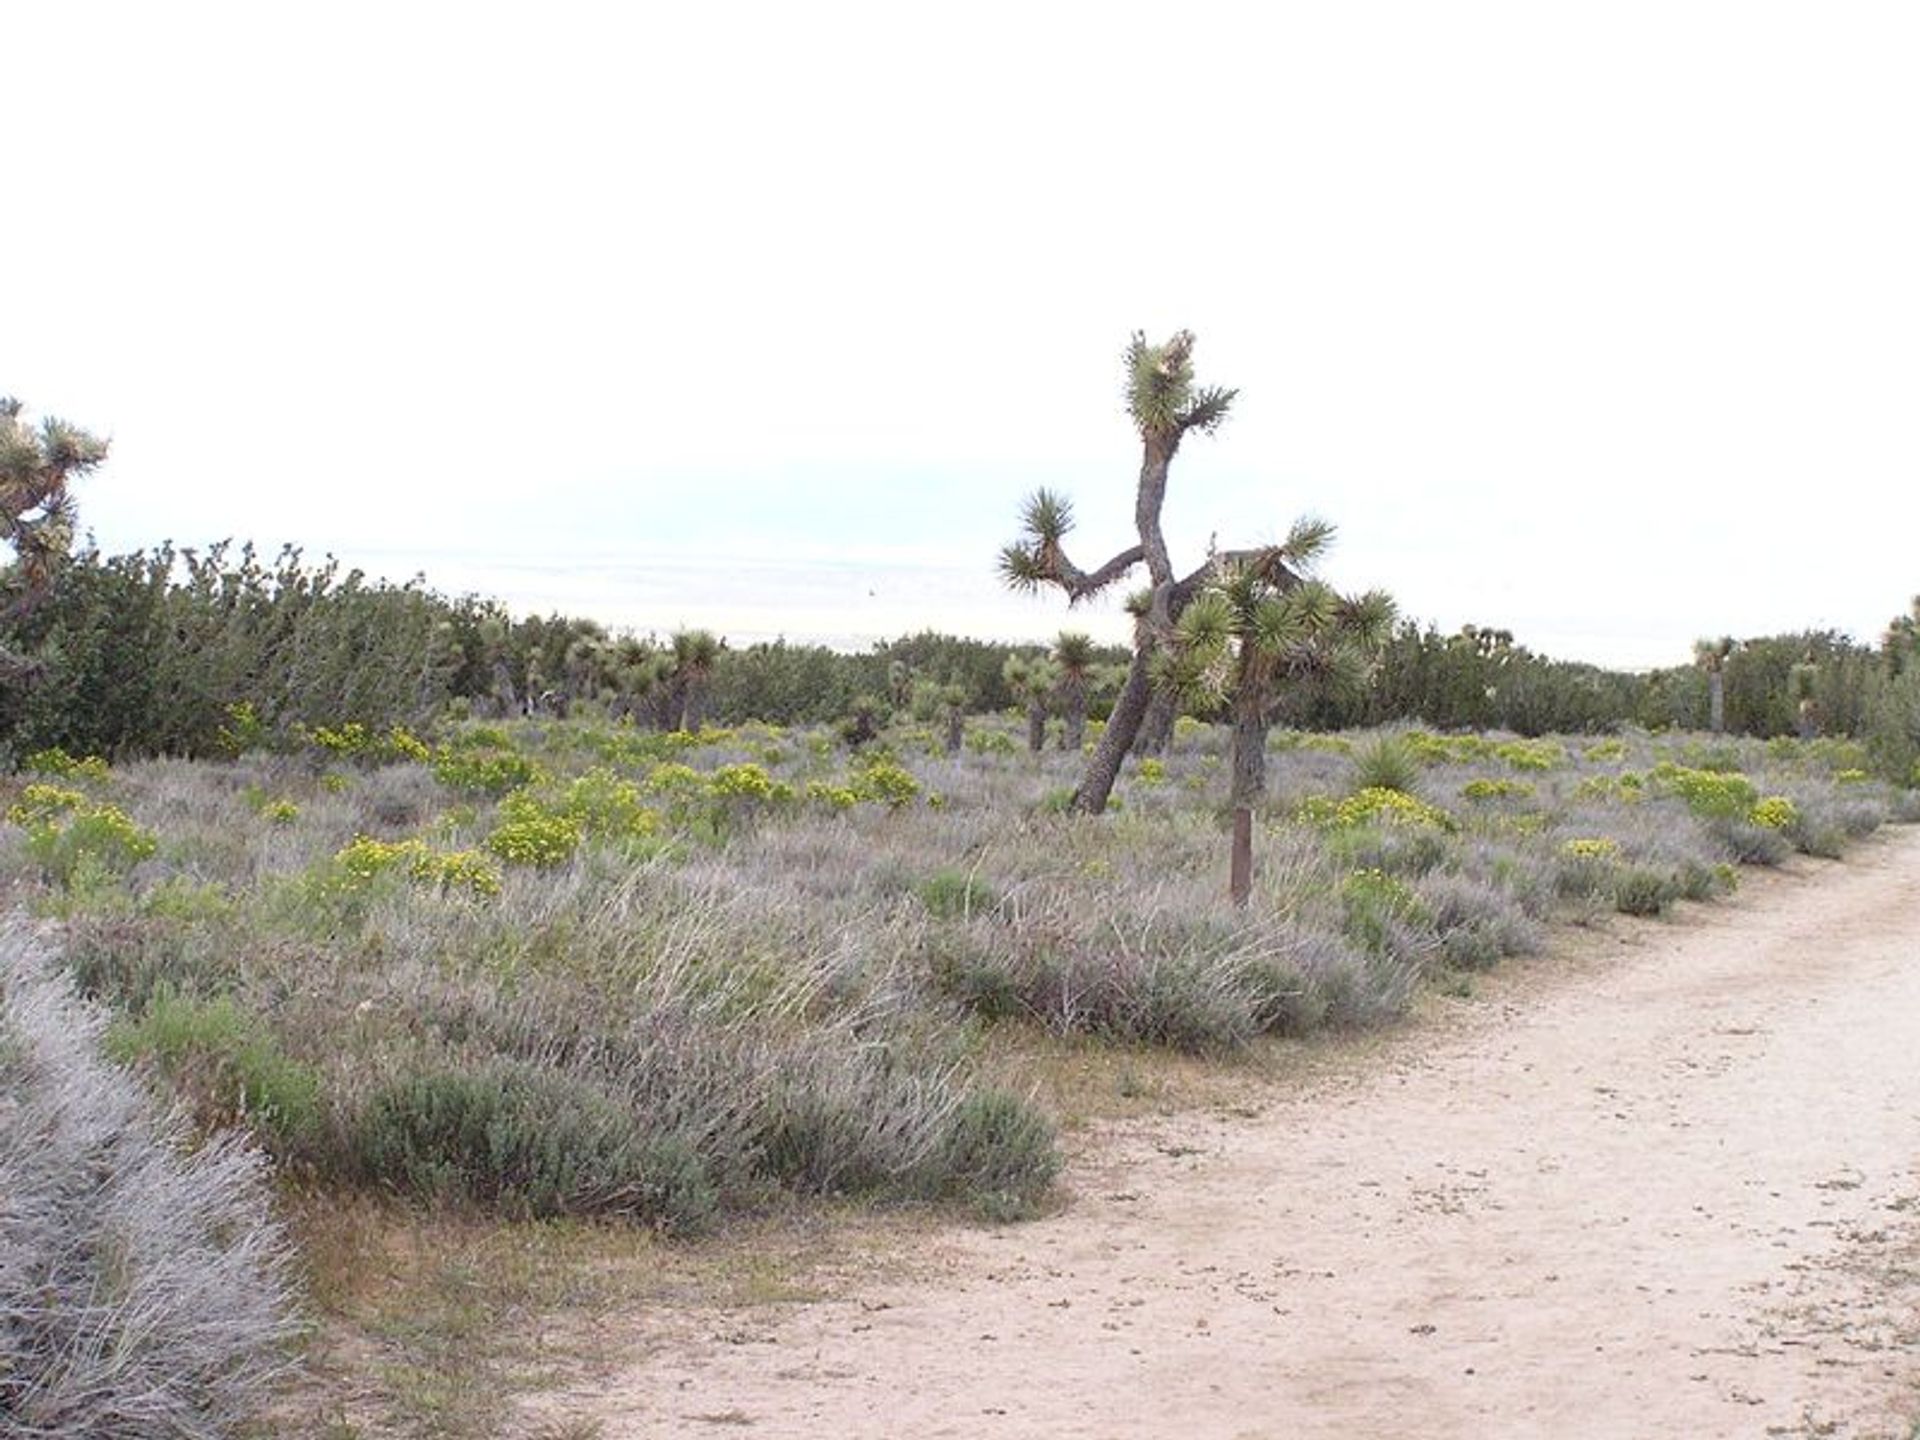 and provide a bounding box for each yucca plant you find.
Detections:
[1,397,109,682]
[1694,636,1736,734]
[1791,660,1821,740]
[1162,518,1396,903]
[606,635,669,725]
[1002,654,1058,753]
[1051,631,1099,752]
[939,681,968,756]
[667,629,724,731]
